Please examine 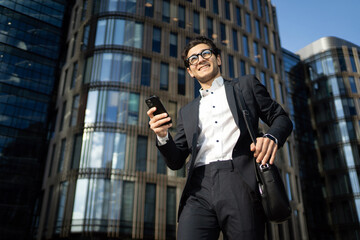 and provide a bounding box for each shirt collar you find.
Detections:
[199,76,224,98]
